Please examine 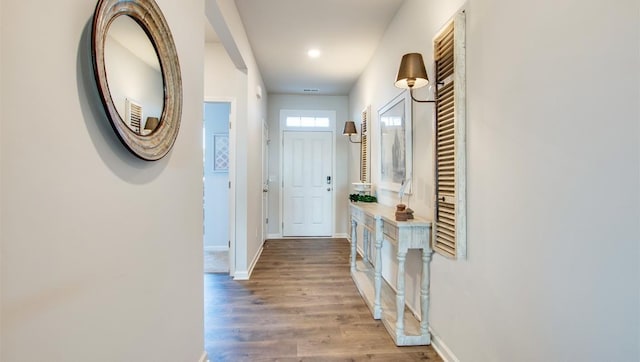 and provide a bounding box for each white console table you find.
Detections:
[349,202,433,346]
